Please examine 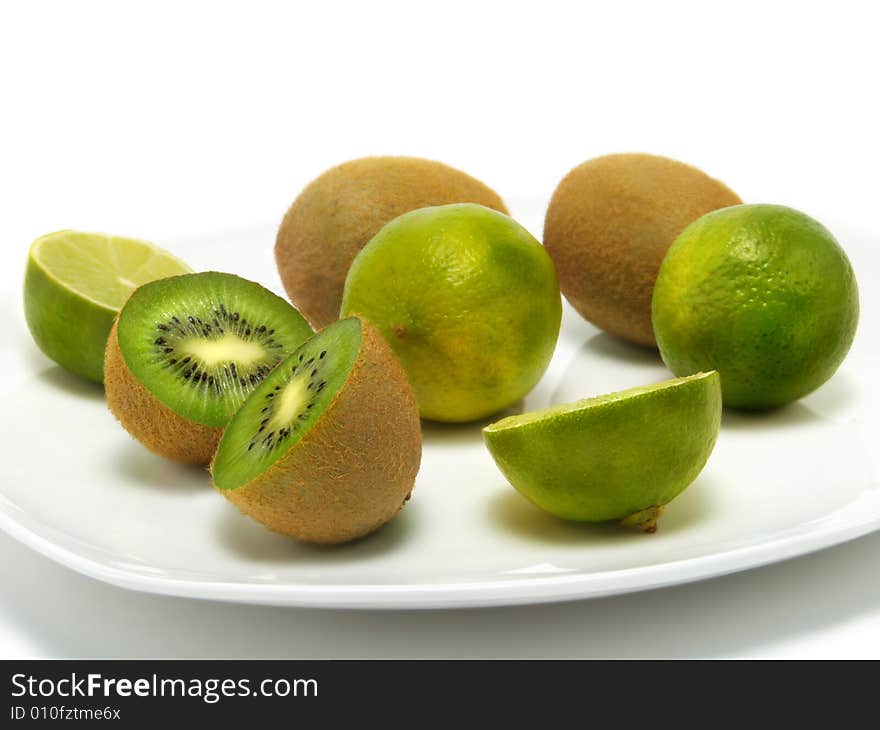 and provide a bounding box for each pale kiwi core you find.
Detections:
[212,317,362,490]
